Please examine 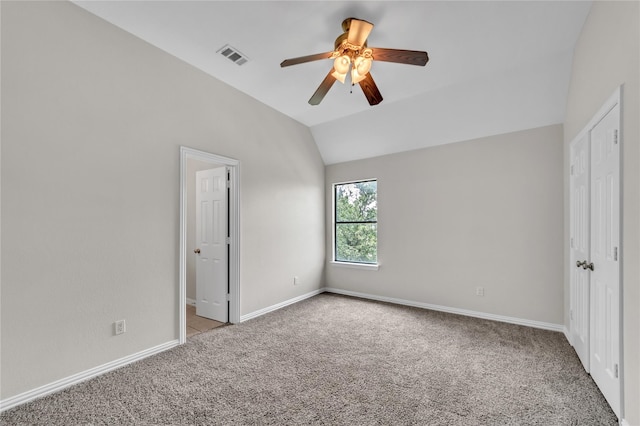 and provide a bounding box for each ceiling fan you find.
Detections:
[280,17,429,106]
